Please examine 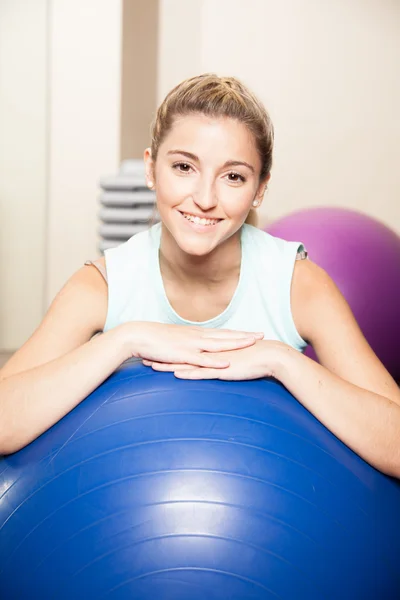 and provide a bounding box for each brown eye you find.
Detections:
[227,172,245,183]
[173,162,192,173]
